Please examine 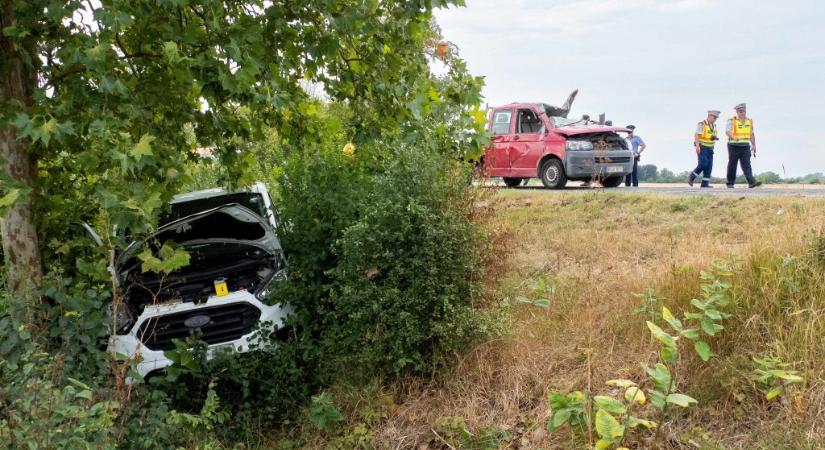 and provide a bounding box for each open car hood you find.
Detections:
[117,203,286,311]
[554,125,630,137]
[119,203,282,268]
